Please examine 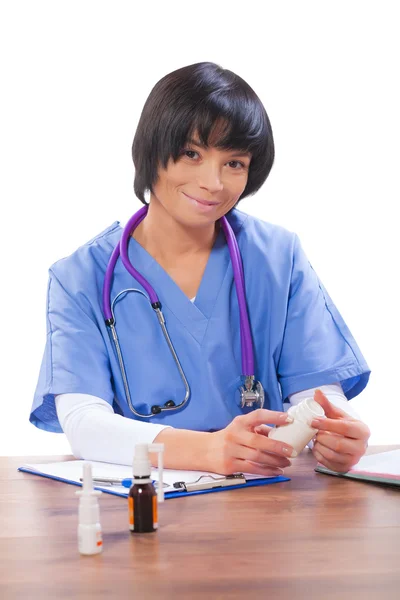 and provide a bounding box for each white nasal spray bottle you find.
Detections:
[268,397,325,454]
[76,462,103,555]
